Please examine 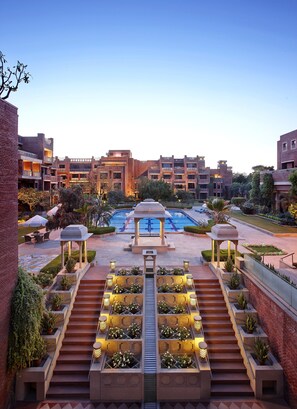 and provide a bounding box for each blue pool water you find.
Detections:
[109,209,198,233]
